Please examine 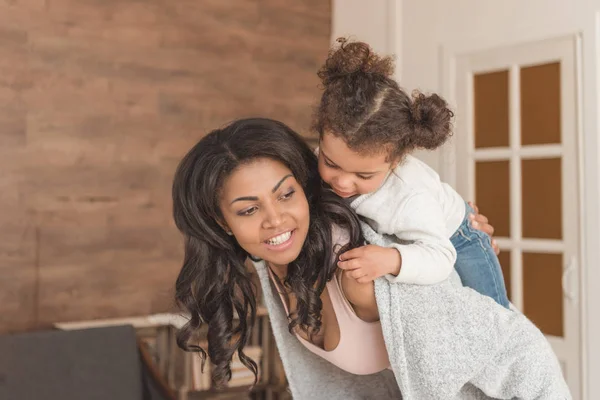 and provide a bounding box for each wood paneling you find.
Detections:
[474,70,510,148]
[523,252,564,337]
[0,0,331,332]
[522,158,563,239]
[475,161,511,237]
[521,62,561,146]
